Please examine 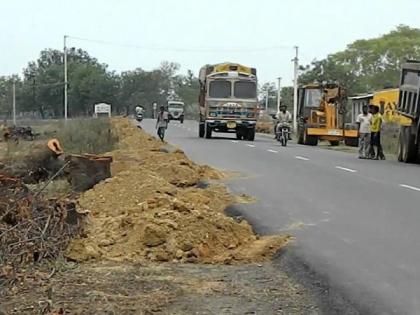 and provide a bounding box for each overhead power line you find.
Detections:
[68,36,293,53]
